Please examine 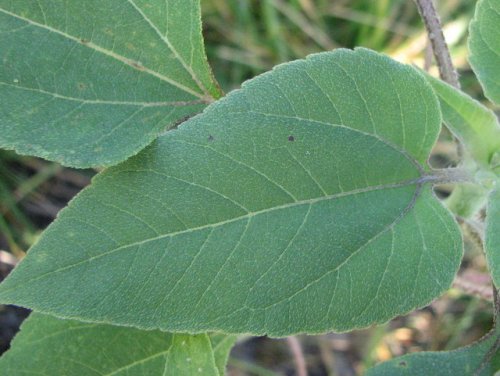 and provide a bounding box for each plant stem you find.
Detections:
[494,285,500,325]
[287,336,308,376]
[452,274,493,301]
[413,0,460,88]
[425,167,475,185]
[444,297,481,350]
[445,184,489,218]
